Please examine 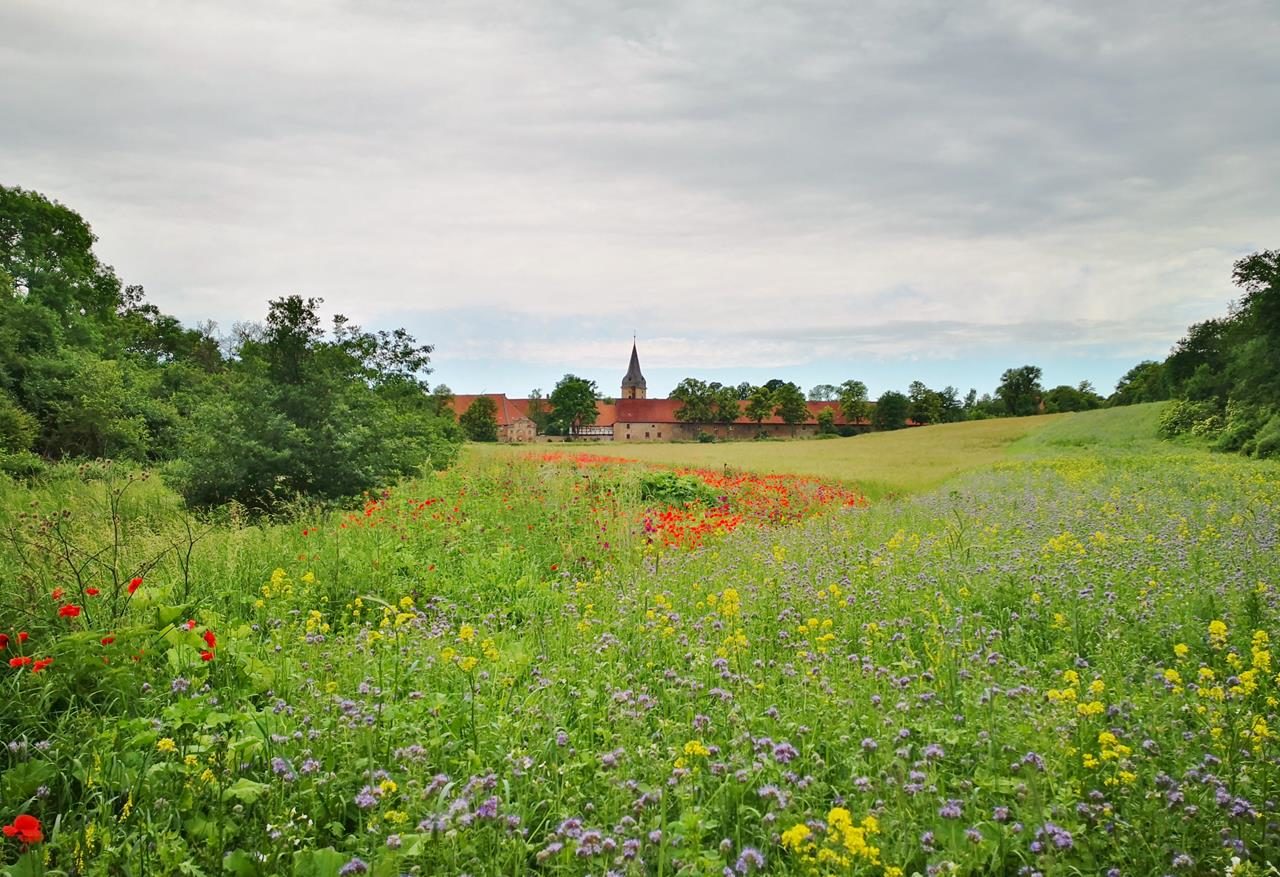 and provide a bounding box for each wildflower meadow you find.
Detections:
[2,405,1278,876]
